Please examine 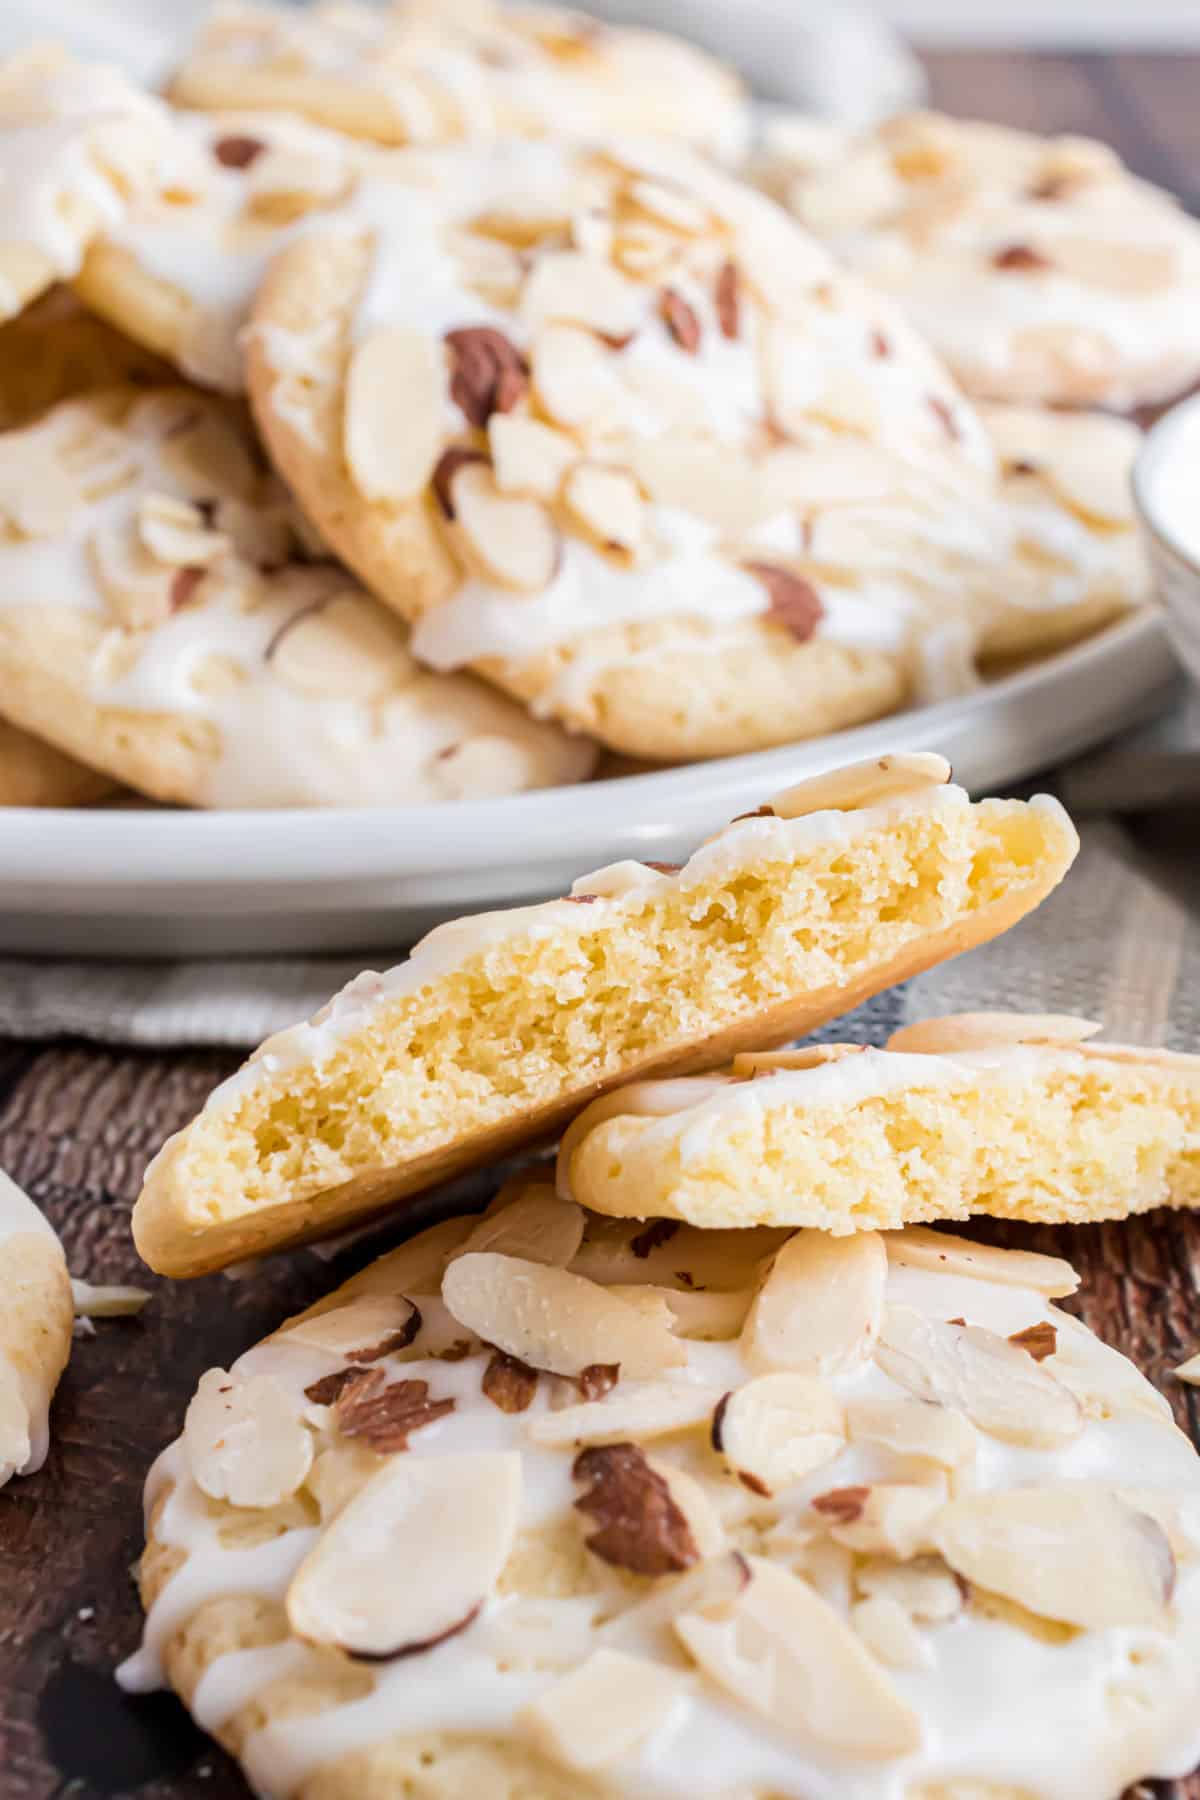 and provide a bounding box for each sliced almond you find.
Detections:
[488,414,575,501]
[846,1395,977,1471]
[529,1381,724,1448]
[278,1295,420,1361]
[571,1219,789,1293]
[600,1550,750,1652]
[184,1367,312,1509]
[521,251,642,339]
[857,1554,965,1623]
[450,462,560,591]
[876,1306,1084,1450]
[520,1648,685,1773]
[343,325,444,503]
[628,177,713,236]
[880,1227,1080,1298]
[887,1013,1101,1056]
[712,1374,845,1496]
[646,1455,726,1558]
[532,324,623,432]
[305,1443,385,1523]
[742,1231,887,1378]
[269,593,414,702]
[814,1479,946,1559]
[70,1279,150,1318]
[87,523,175,630]
[1174,1352,1200,1386]
[442,1254,685,1379]
[137,493,230,568]
[935,1487,1174,1630]
[984,405,1139,525]
[287,1450,521,1658]
[562,463,644,555]
[454,1193,585,1269]
[674,1558,921,1758]
[626,438,773,535]
[768,753,951,821]
[730,1045,866,1077]
[1048,234,1176,296]
[851,1594,932,1671]
[656,1287,752,1341]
